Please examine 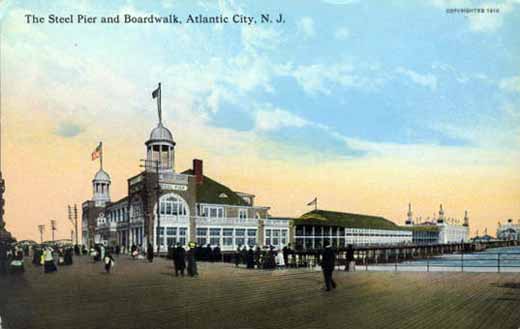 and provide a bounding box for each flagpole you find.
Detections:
[100,141,103,170]
[158,82,162,125]
[315,197,318,210]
